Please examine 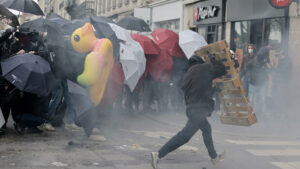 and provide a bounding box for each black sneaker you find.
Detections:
[0,129,5,136]
[14,123,25,135]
